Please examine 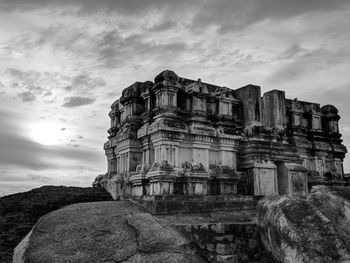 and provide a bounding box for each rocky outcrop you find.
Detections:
[12,185,350,263]
[309,185,350,251]
[257,195,350,263]
[92,174,105,188]
[14,201,205,263]
[0,186,112,263]
[93,173,124,200]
